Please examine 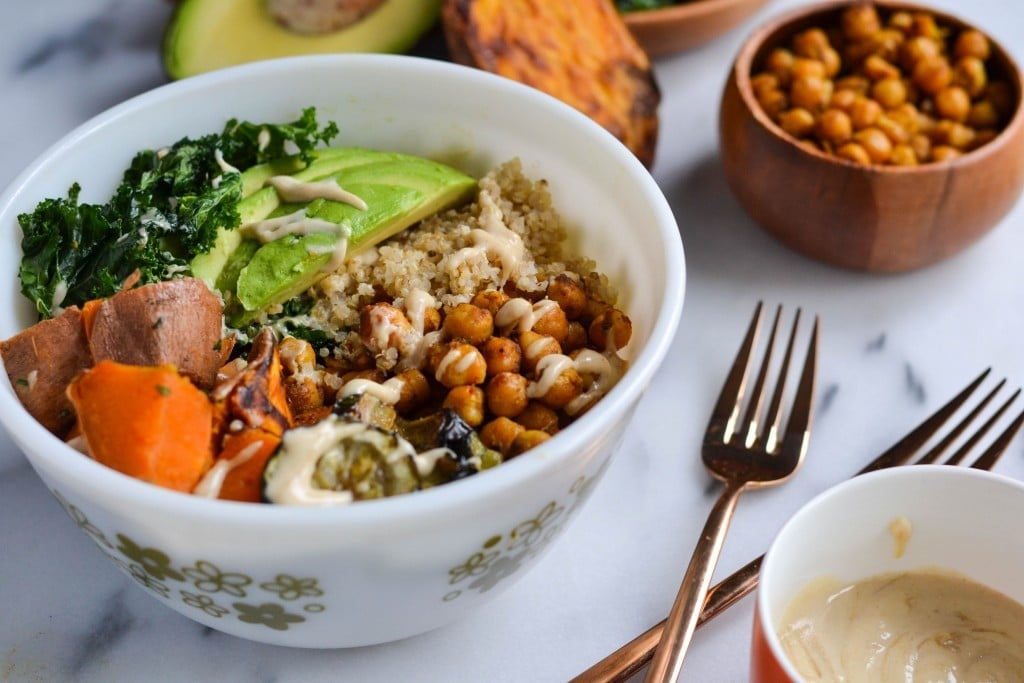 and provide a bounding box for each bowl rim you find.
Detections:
[756,463,1024,680]
[0,53,686,527]
[730,0,1024,174]
[622,0,769,28]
